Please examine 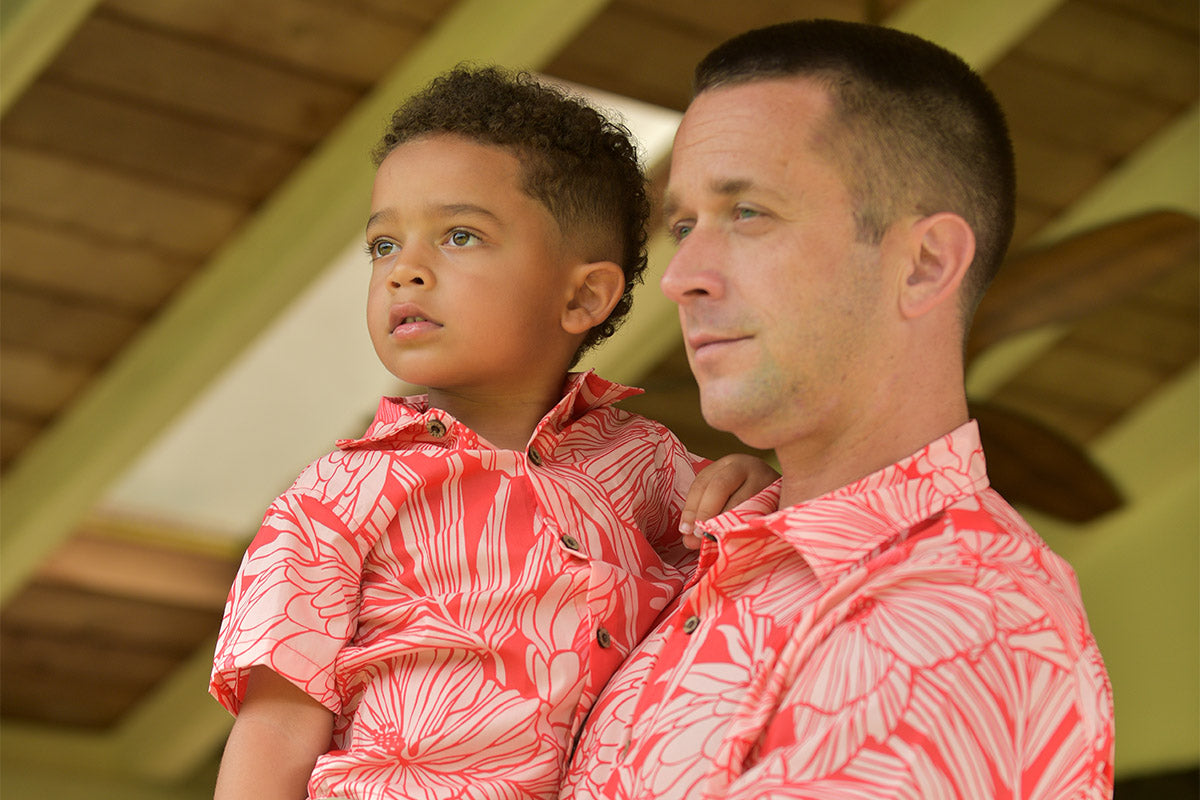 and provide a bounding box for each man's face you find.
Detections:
[661,78,893,453]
